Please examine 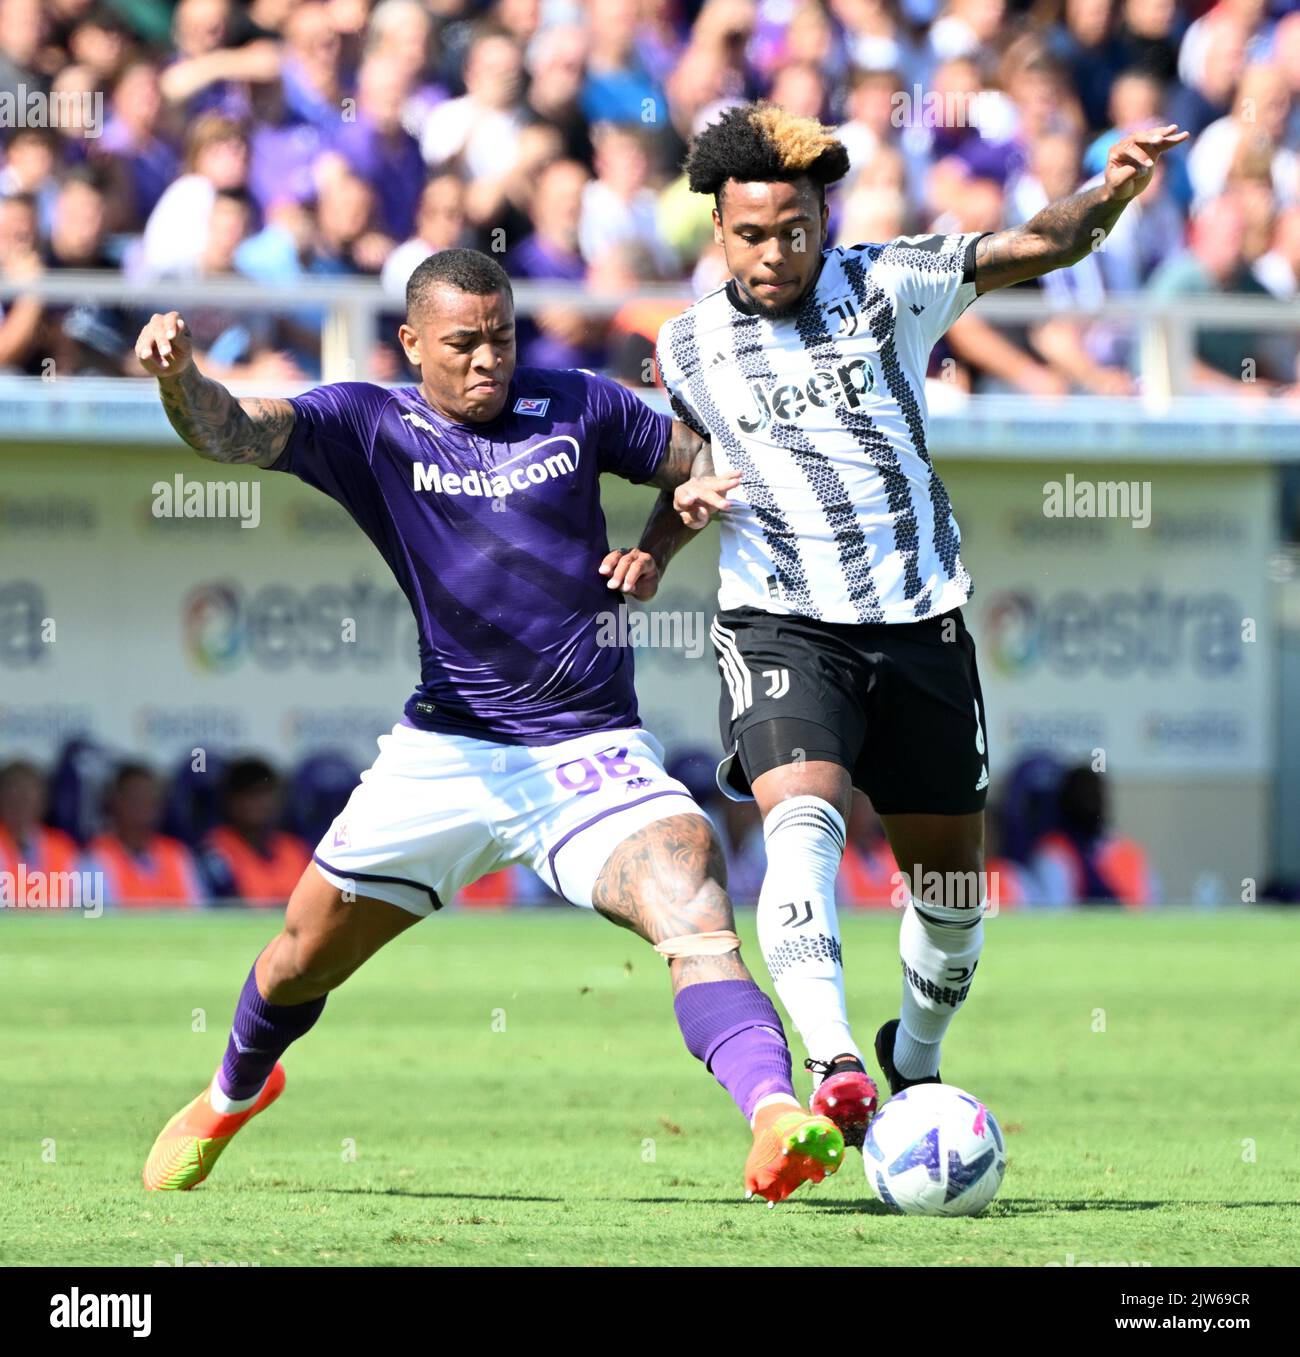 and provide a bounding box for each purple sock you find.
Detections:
[674,979,795,1120]
[217,963,326,1100]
